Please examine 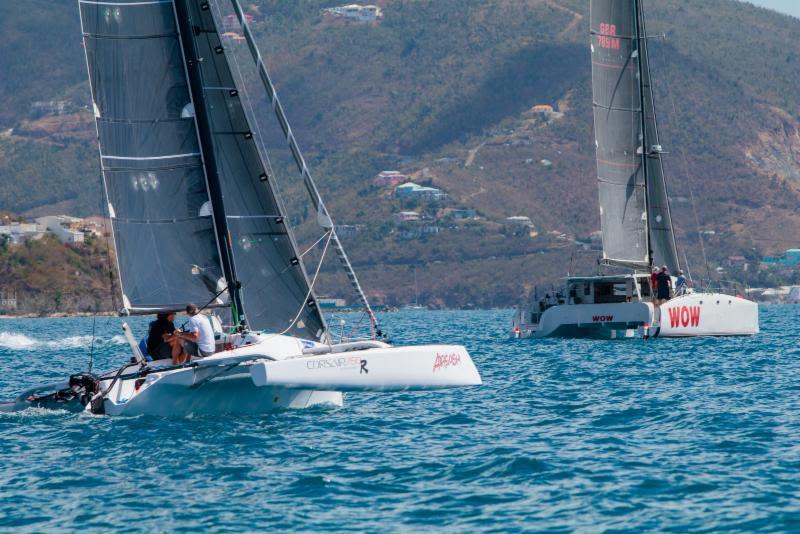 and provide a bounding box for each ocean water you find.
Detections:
[0,306,798,531]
